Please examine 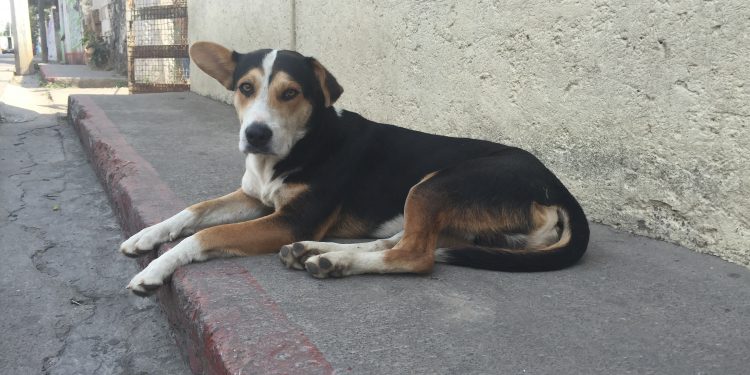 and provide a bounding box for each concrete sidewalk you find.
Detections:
[40,63,126,88]
[68,92,750,374]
